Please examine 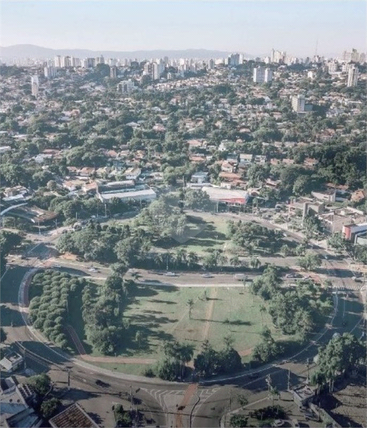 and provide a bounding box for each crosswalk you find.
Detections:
[142,386,220,412]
